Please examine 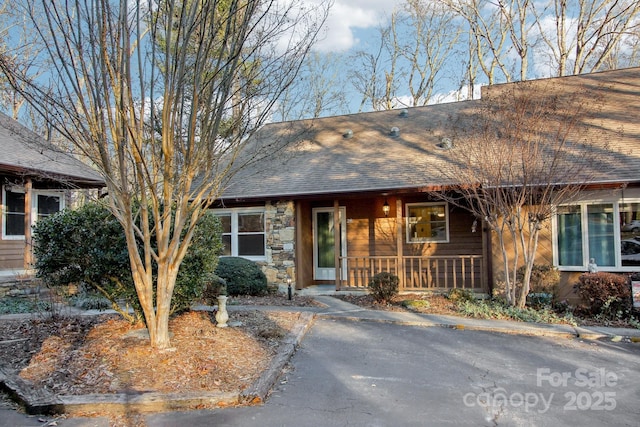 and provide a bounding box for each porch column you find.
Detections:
[23,178,33,270]
[395,198,404,290]
[333,200,340,290]
[294,201,303,290]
